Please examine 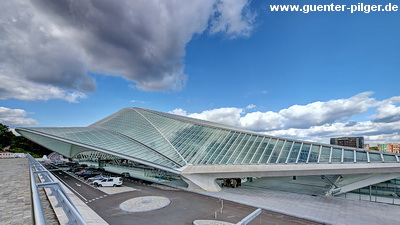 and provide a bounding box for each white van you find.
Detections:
[93,177,123,187]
